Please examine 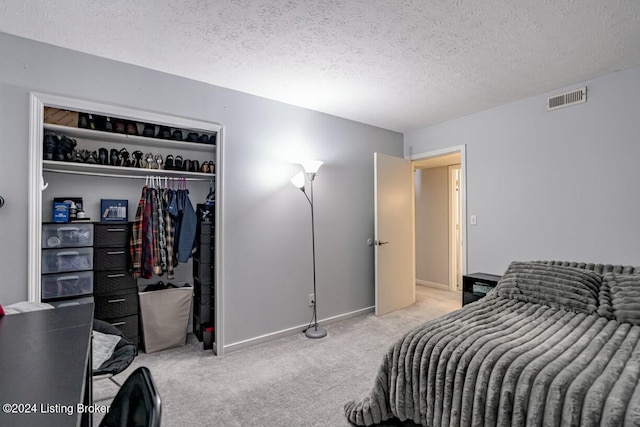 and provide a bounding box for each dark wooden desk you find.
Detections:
[0,303,94,427]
